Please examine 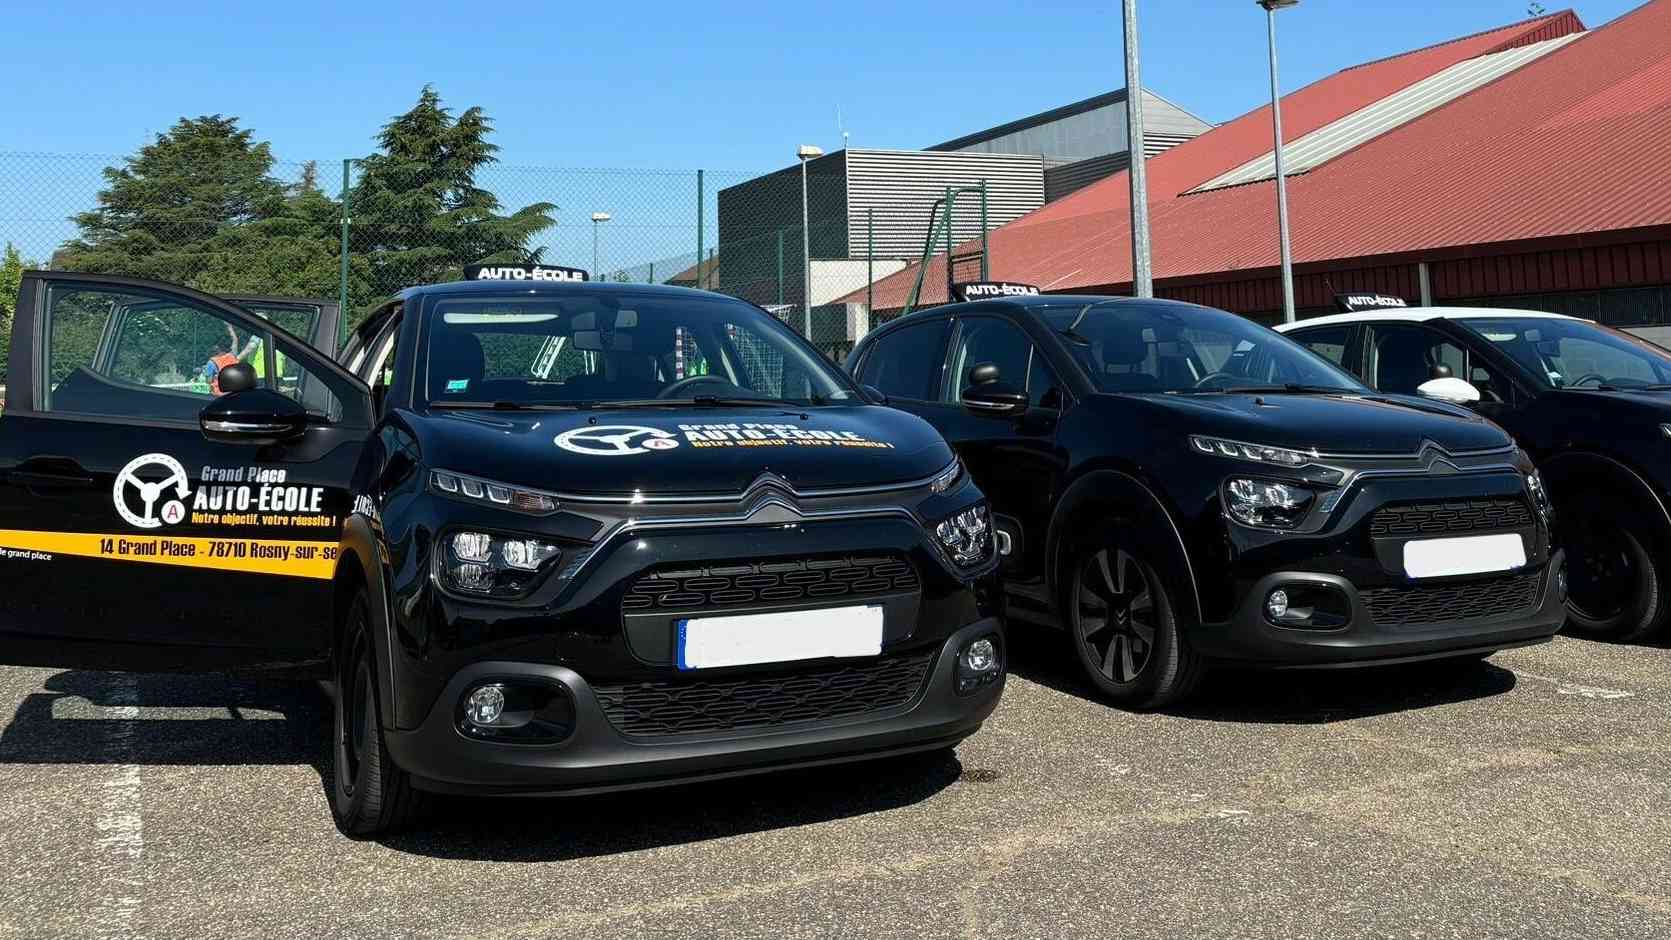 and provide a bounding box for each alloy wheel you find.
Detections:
[1075,548,1157,684]
[1568,521,1640,622]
